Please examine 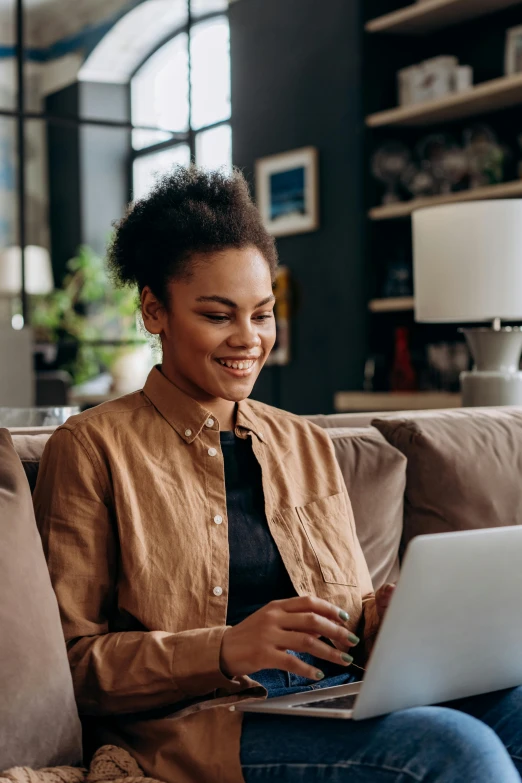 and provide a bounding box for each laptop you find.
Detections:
[234,526,522,720]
